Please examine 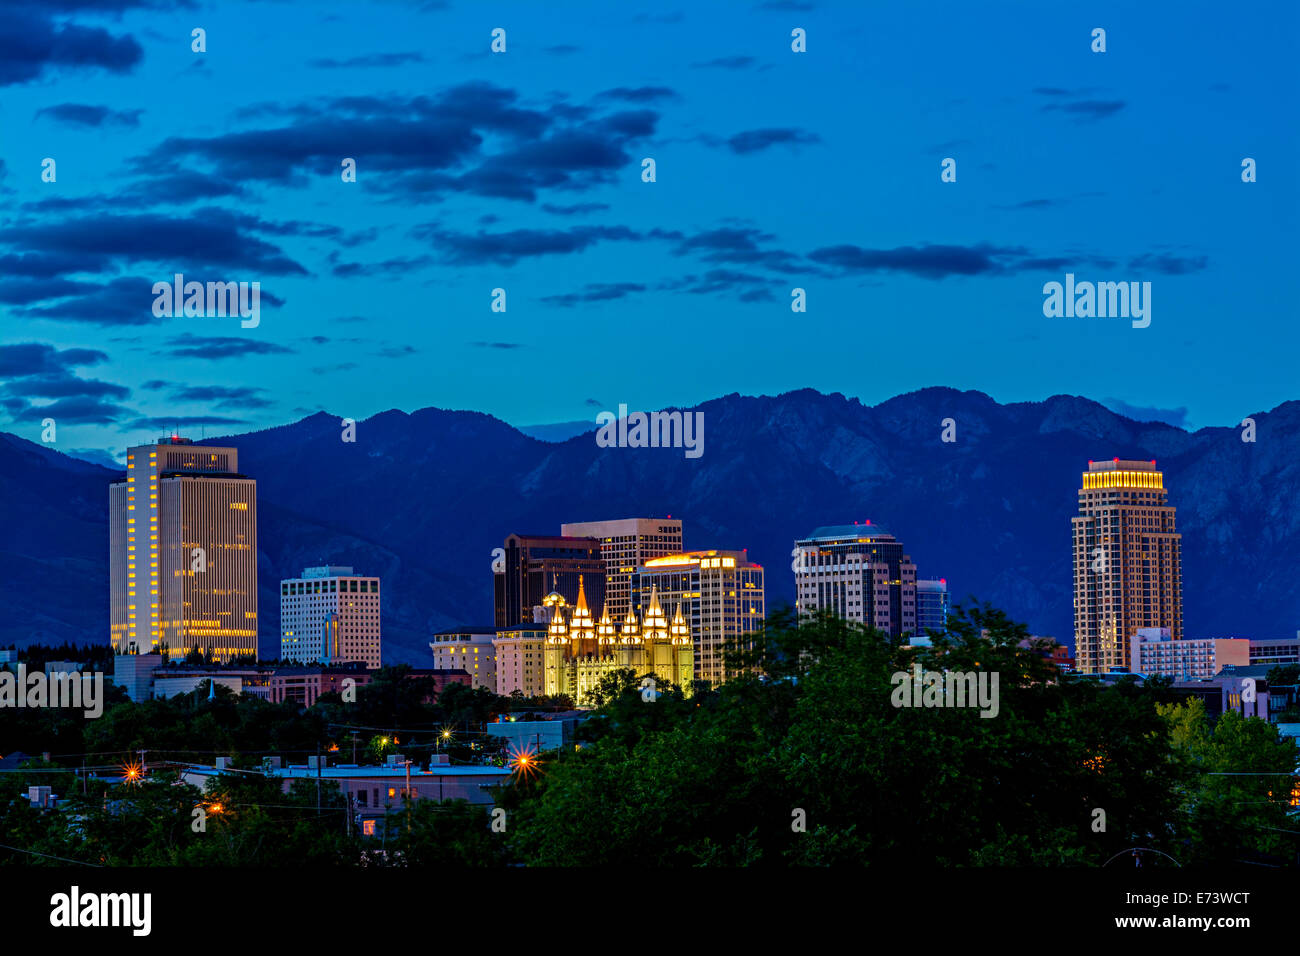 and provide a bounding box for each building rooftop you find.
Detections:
[800,523,893,542]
